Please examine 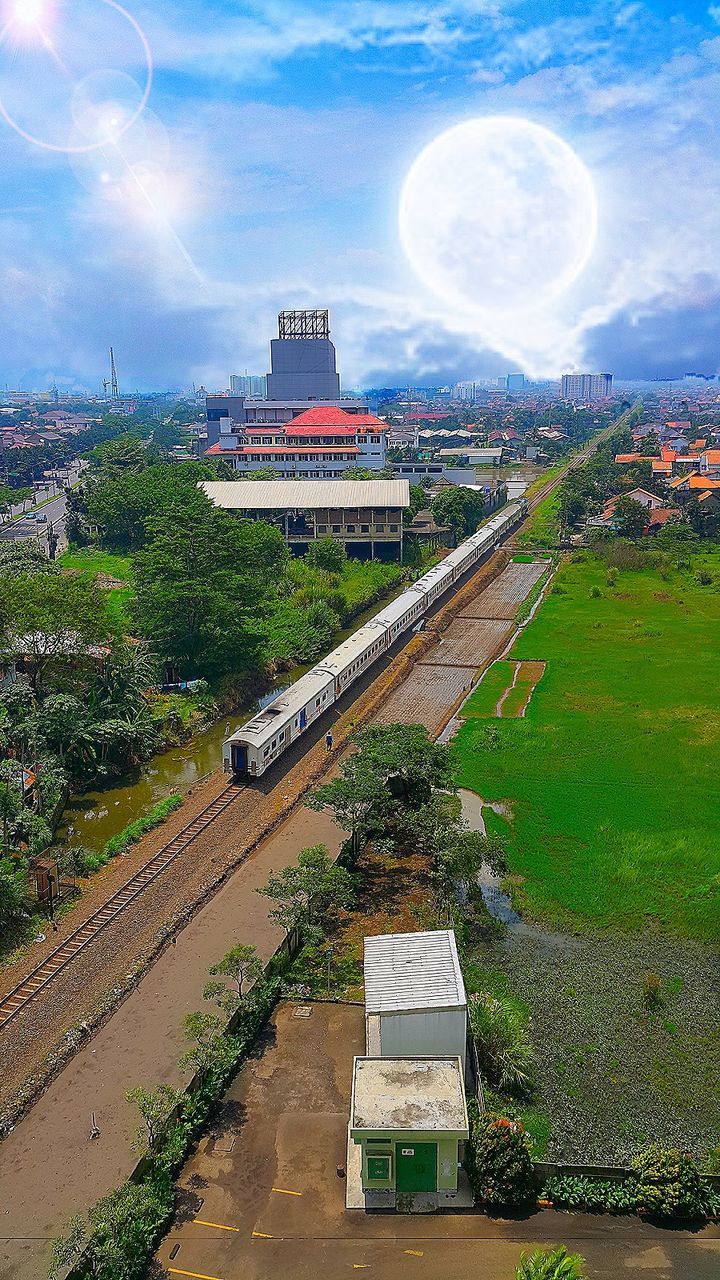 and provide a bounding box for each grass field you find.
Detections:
[59,548,134,629]
[453,549,720,941]
[516,488,560,547]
